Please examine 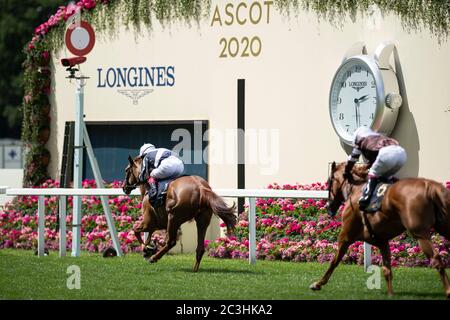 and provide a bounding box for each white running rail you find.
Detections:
[1,187,371,270]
